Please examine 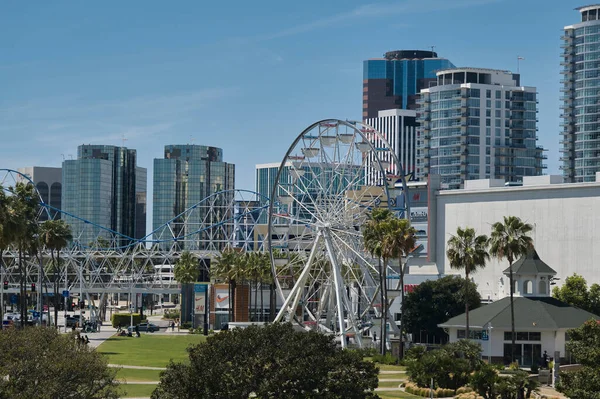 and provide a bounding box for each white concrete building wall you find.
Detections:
[435,180,600,299]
